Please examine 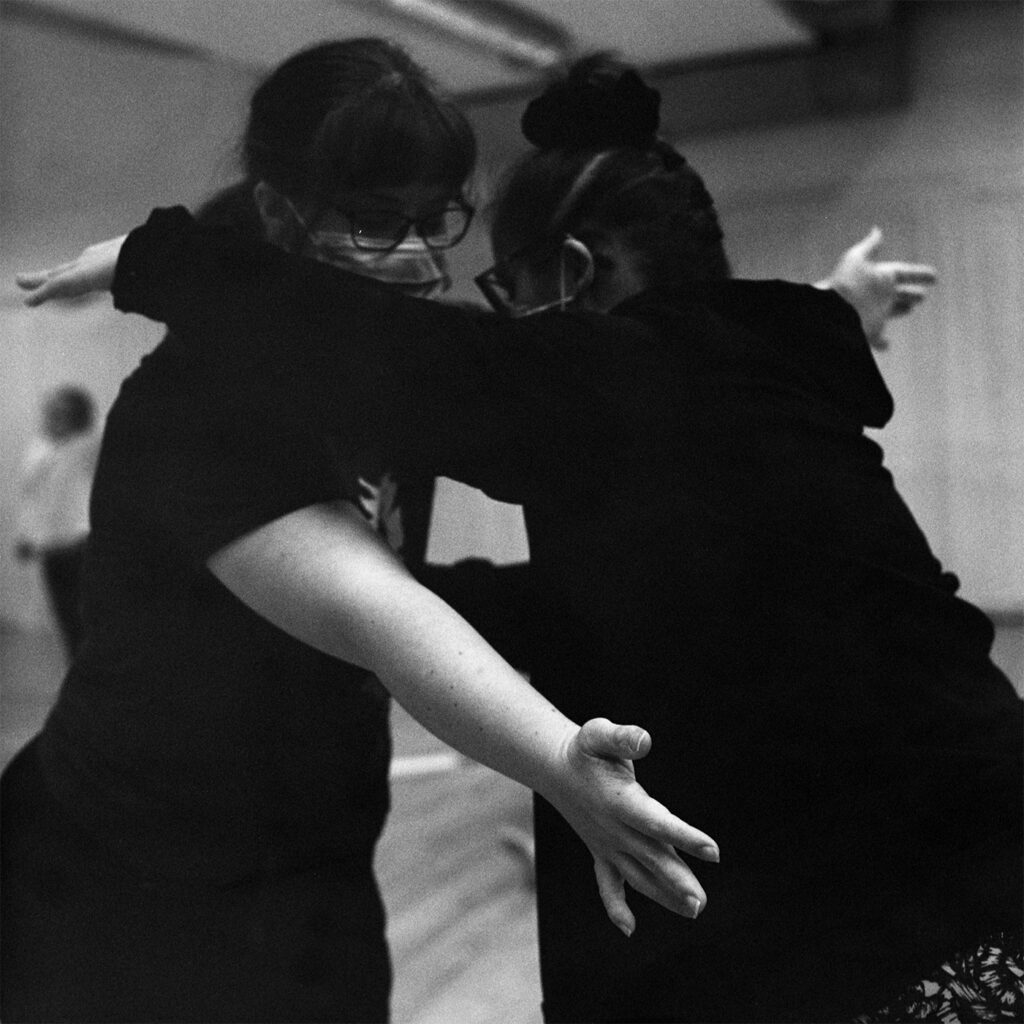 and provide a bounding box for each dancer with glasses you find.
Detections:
[0,42,718,1024]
